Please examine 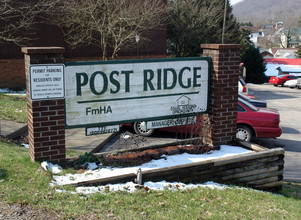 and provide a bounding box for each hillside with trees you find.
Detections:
[233,0,301,25]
